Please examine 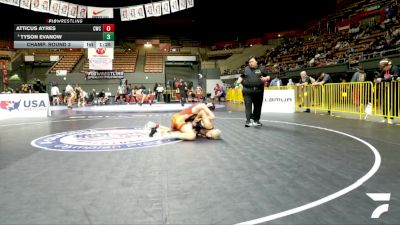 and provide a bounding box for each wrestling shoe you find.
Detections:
[144,121,159,137]
[149,127,159,137]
